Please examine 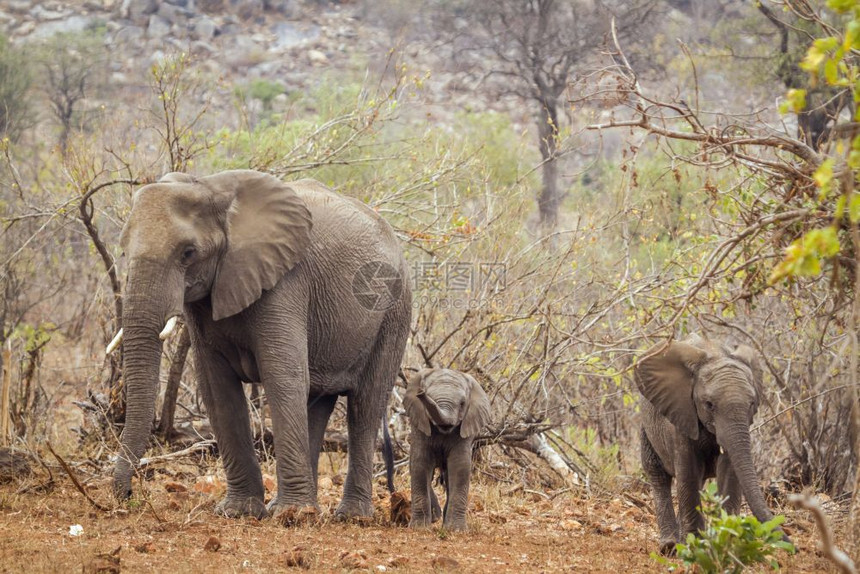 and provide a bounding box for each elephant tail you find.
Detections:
[381,412,395,493]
